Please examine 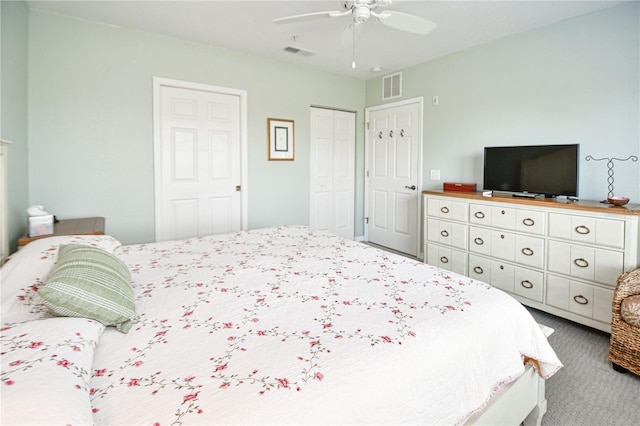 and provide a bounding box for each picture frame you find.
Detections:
[267,118,294,161]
